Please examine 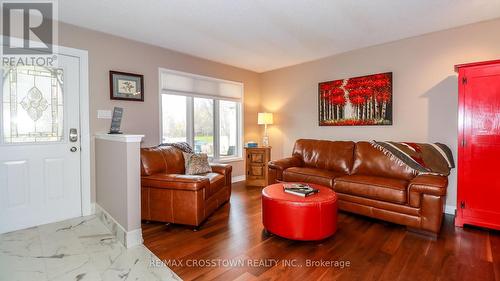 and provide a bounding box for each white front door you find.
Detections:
[0,54,82,234]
